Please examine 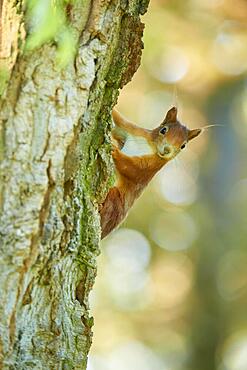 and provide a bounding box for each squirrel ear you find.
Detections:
[164,106,177,123]
[188,128,202,141]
